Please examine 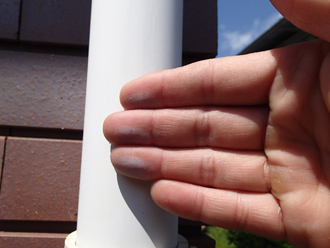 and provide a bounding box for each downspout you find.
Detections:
[65,1,184,247]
